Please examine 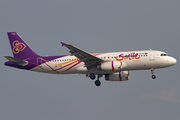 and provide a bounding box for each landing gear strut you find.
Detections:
[151,68,156,79]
